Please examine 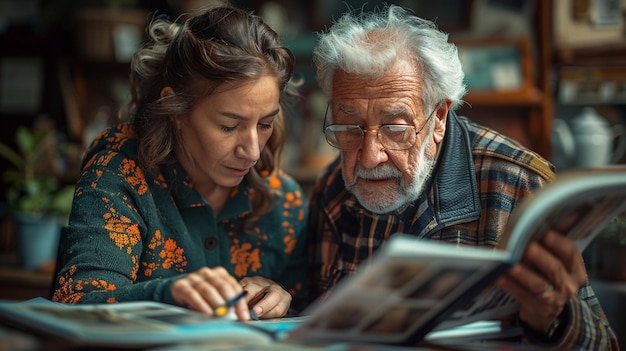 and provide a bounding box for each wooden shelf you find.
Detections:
[557,42,626,66]
[464,88,544,107]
